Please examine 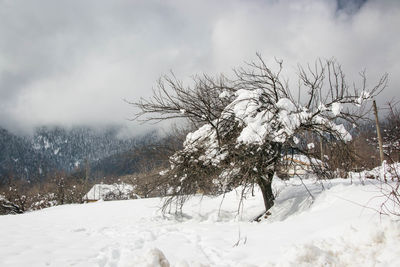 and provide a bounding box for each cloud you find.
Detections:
[0,0,398,134]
